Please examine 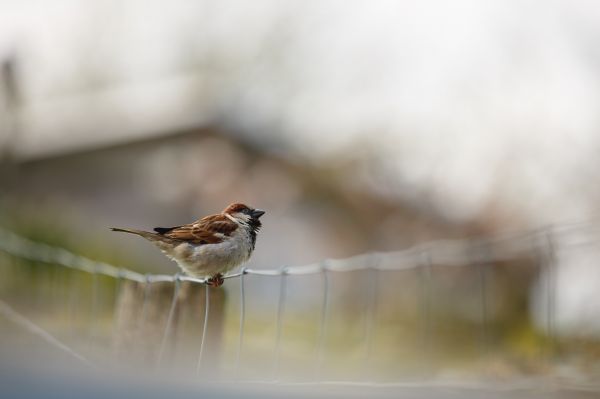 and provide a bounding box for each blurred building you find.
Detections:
[1,125,476,273]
